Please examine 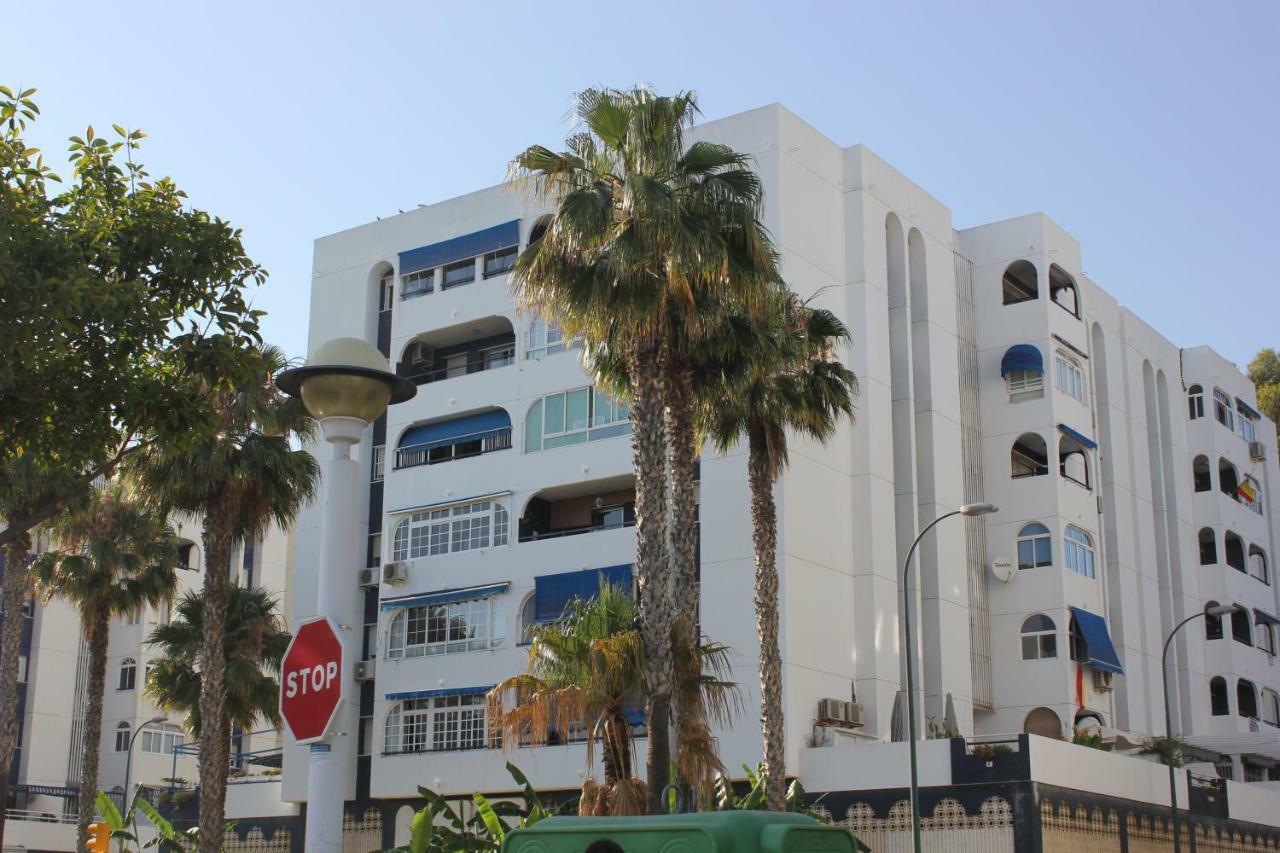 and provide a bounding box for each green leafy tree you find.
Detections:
[510,87,778,809]
[699,292,857,809]
[0,87,263,837]
[133,345,316,853]
[31,482,178,847]
[1248,348,1280,432]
